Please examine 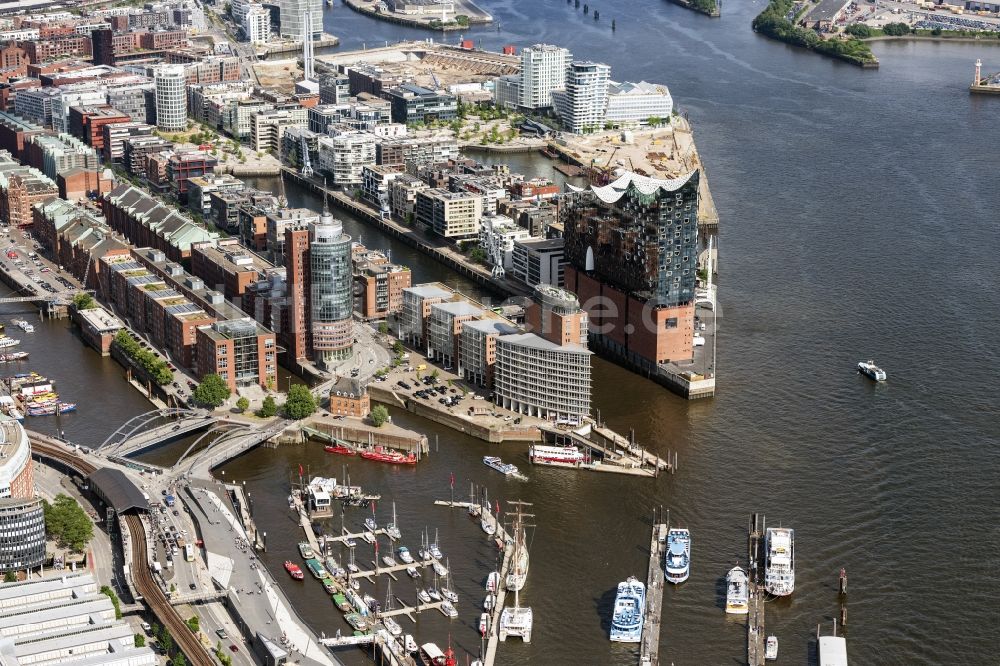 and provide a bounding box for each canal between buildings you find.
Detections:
[9,0,1000,661]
